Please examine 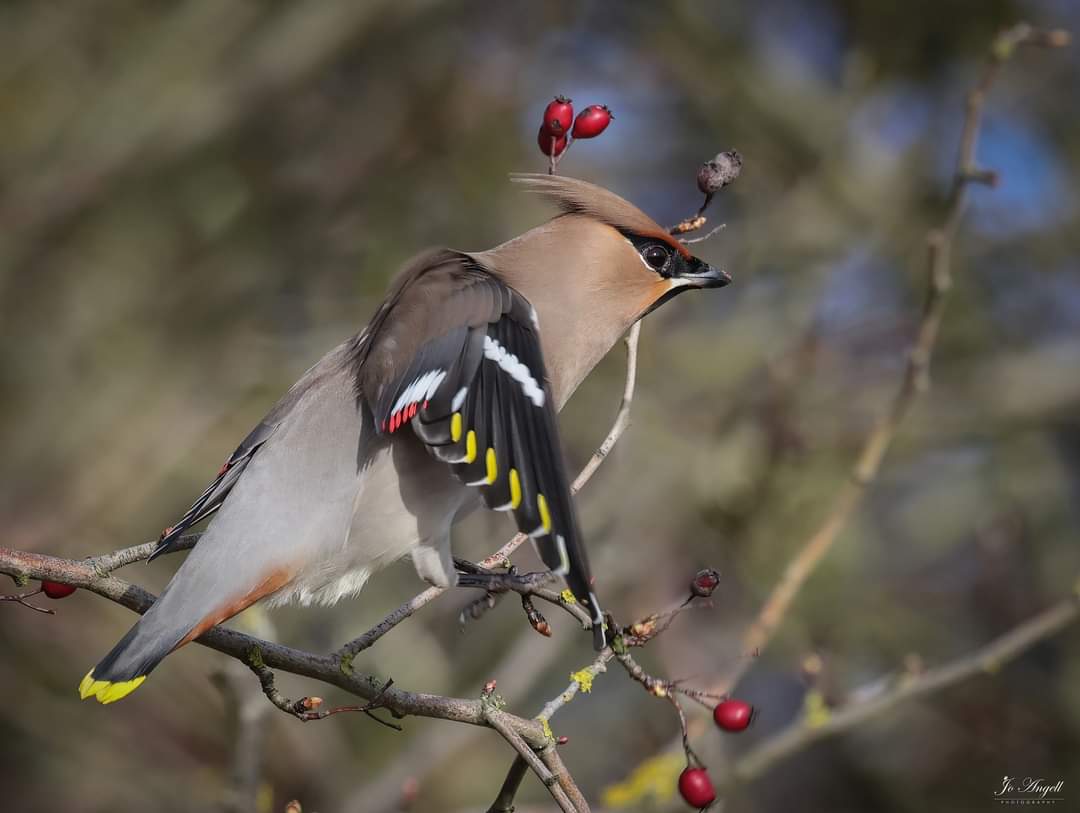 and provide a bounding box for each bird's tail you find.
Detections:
[80,532,295,704]
[79,602,190,704]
